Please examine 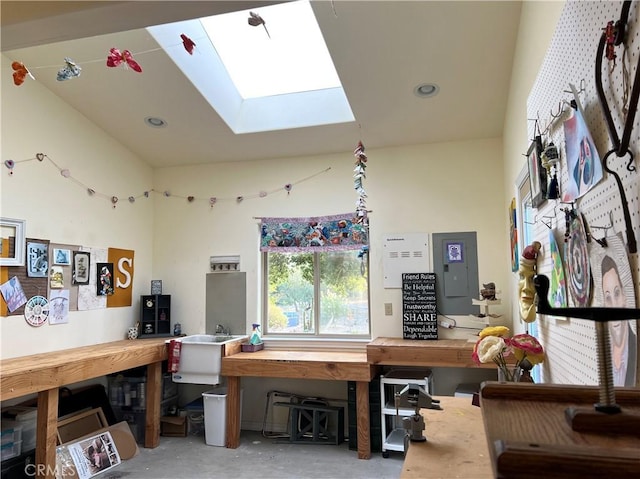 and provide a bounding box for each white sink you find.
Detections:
[171,334,247,385]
